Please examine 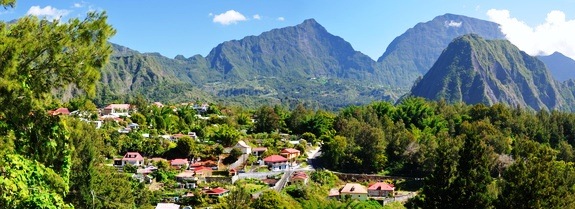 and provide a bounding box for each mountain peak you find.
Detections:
[410,34,564,111]
[295,18,326,31]
[301,18,318,25]
[376,12,505,93]
[538,51,575,81]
